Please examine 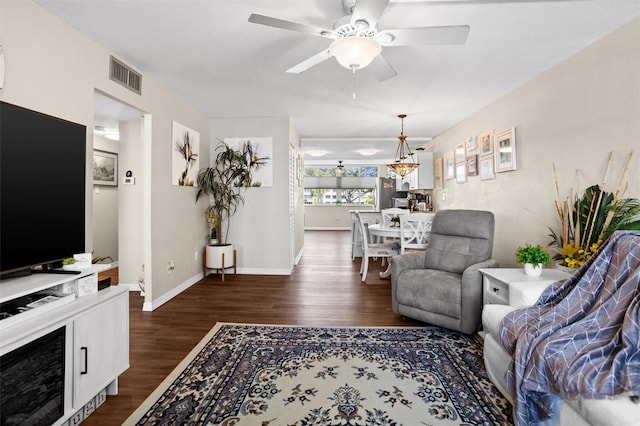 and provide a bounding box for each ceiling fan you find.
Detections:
[248,0,470,81]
